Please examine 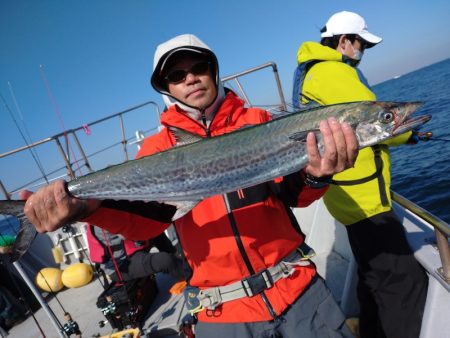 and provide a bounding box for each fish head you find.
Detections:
[351,101,431,148]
